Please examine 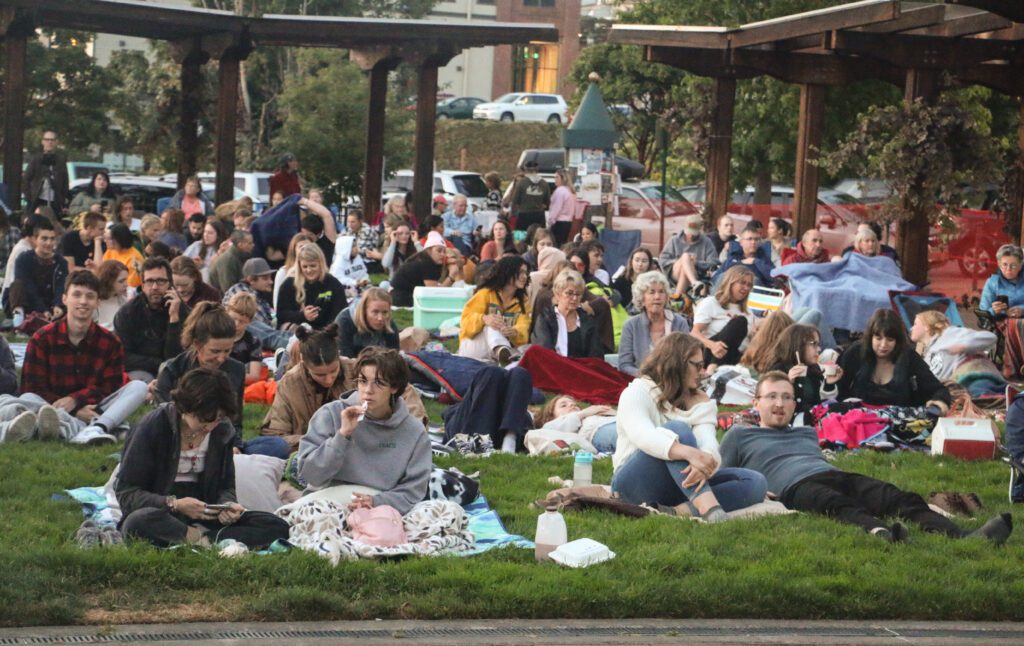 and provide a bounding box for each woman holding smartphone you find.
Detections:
[116,368,290,549]
[980,244,1024,378]
[277,244,347,330]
